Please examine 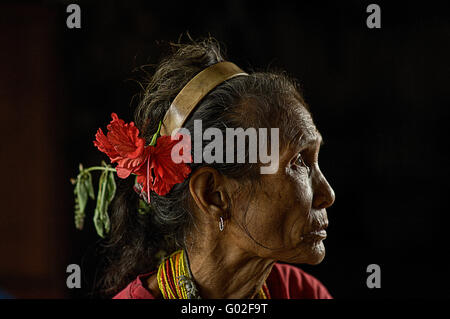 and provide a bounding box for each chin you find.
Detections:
[286,240,326,265]
[306,240,326,265]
